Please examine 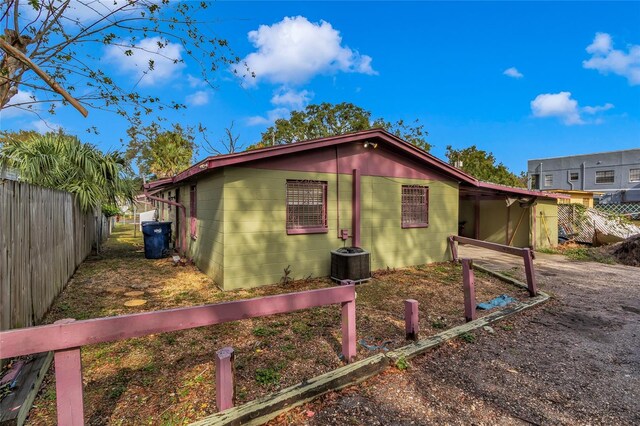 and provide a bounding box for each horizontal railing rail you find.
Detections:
[448,235,537,297]
[0,284,357,425]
